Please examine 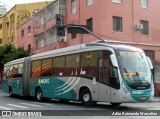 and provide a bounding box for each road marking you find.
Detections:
[32,102,54,106]
[20,103,43,107]
[7,104,29,109]
[0,106,13,110]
